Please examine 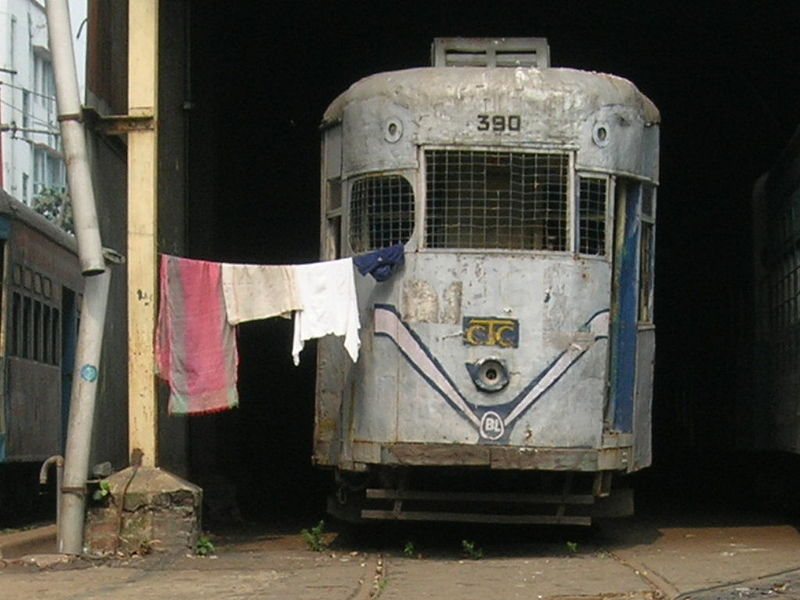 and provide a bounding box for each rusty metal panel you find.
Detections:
[382,443,491,466]
[7,222,83,294]
[0,357,6,460]
[5,357,61,461]
[377,442,630,472]
[633,326,655,470]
